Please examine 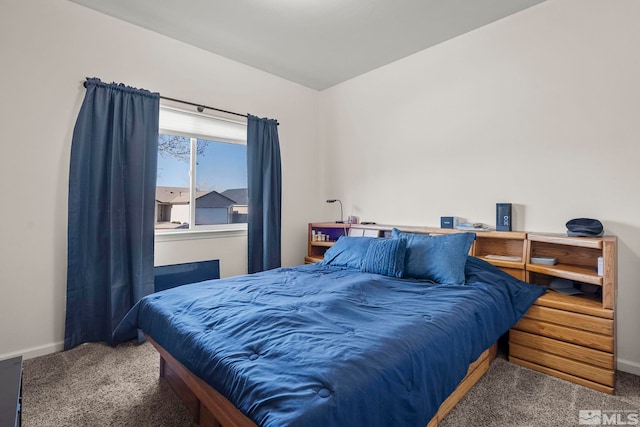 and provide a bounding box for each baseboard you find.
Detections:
[617,358,640,376]
[0,341,64,361]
